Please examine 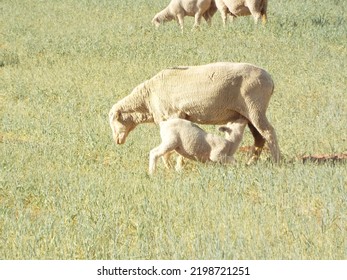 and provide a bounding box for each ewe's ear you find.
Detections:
[115,111,121,120]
